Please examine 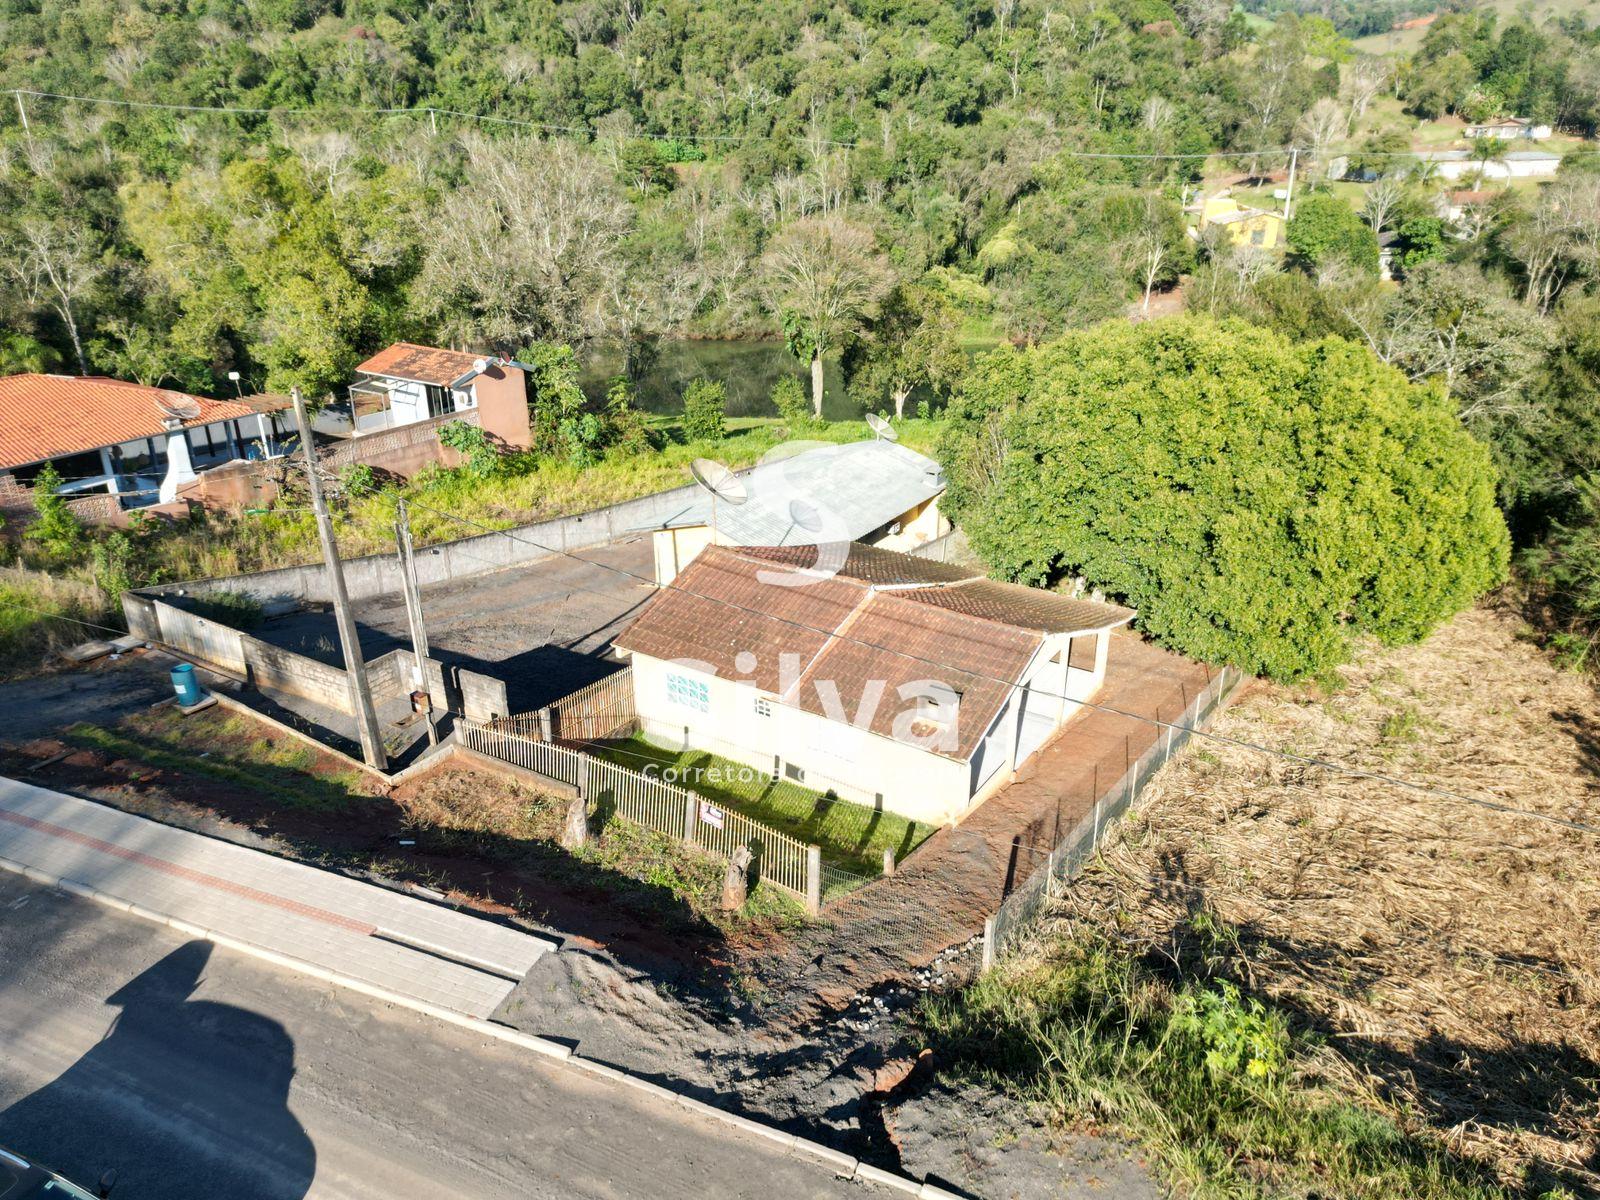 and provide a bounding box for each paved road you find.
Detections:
[0,873,869,1200]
